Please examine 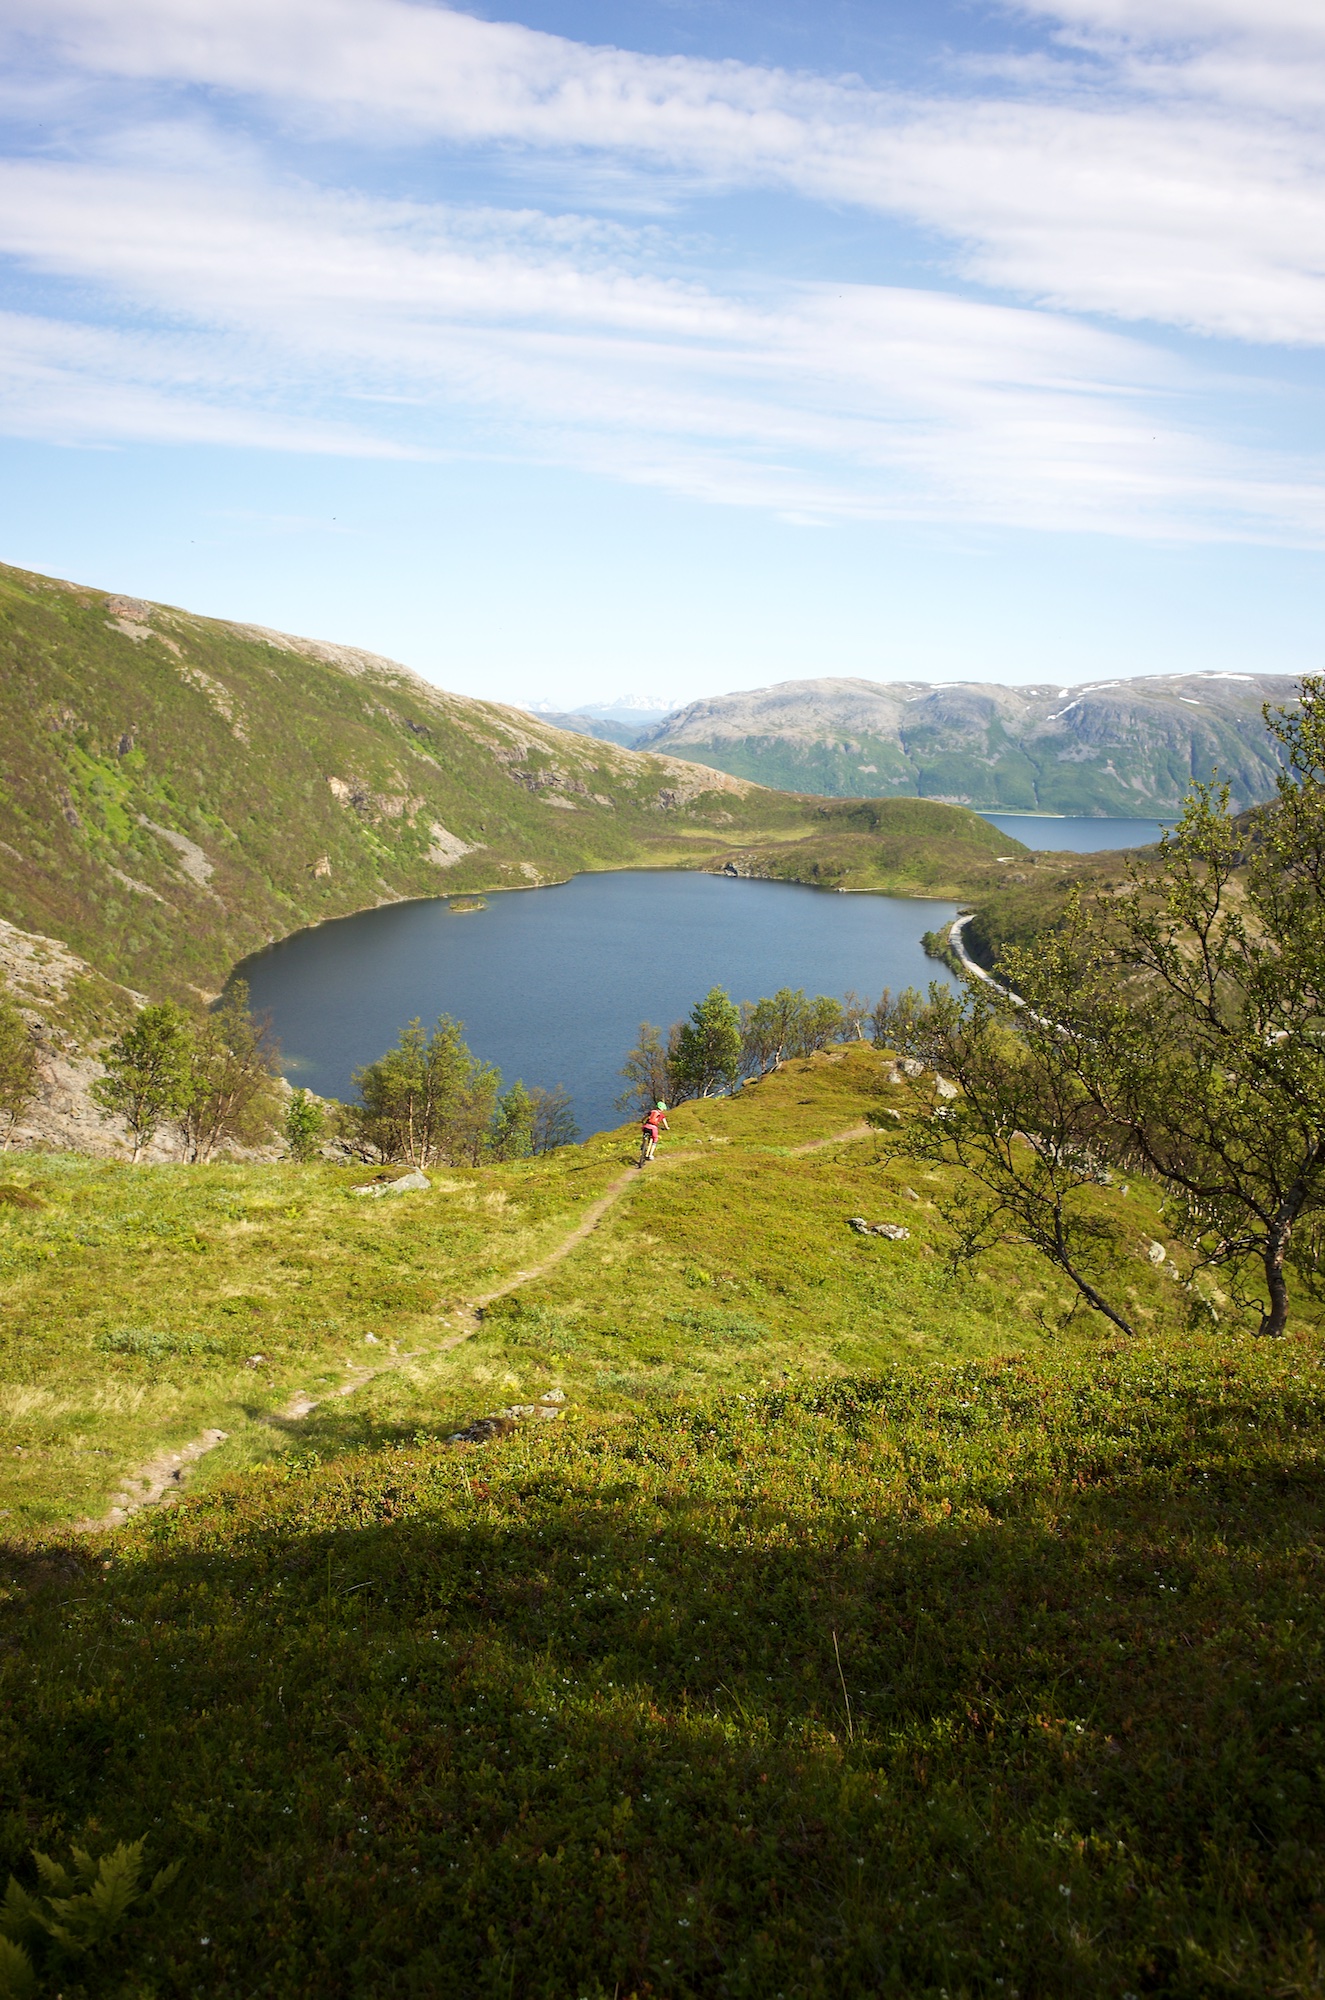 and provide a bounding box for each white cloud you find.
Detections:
[10,0,1325,345]
[1014,0,1325,113]
[0,150,1319,541]
[859,104,1325,344]
[0,153,732,342]
[1021,0,1325,54]
[1,2,1322,547]
[11,0,843,157]
[0,308,429,456]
